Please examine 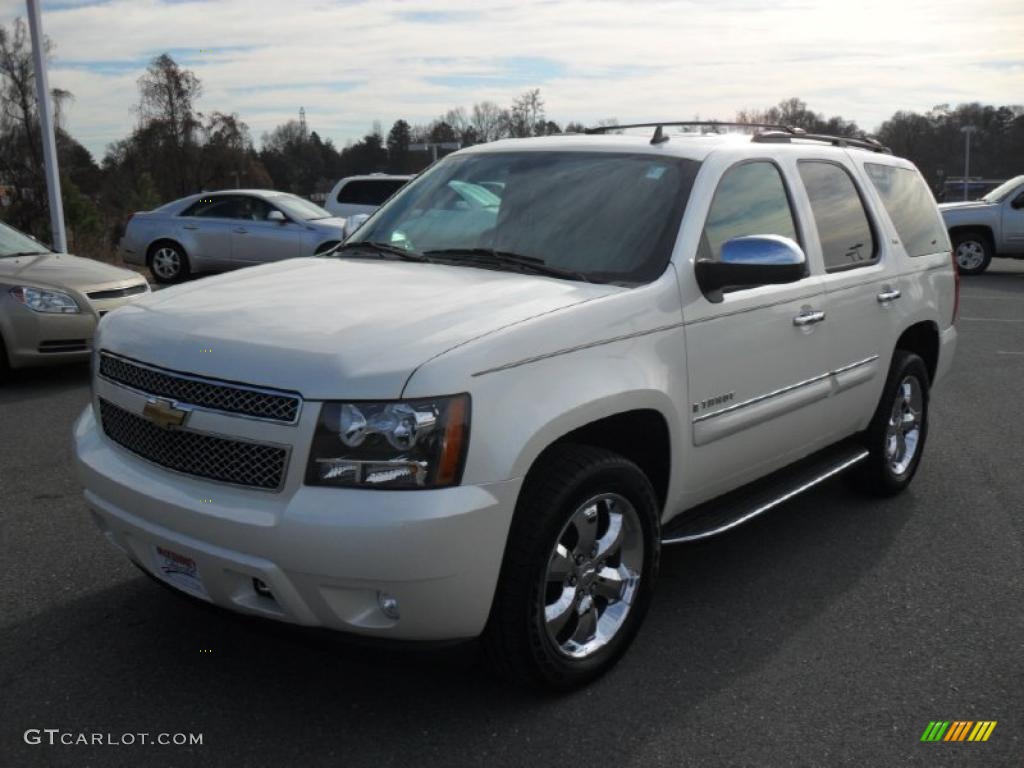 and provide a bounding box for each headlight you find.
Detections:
[10,286,81,314]
[306,394,470,489]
